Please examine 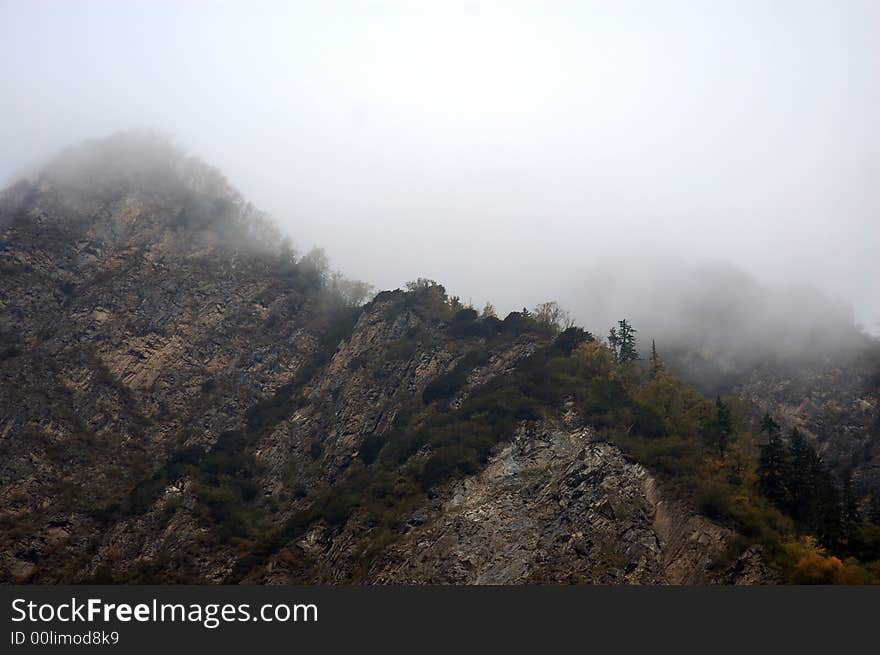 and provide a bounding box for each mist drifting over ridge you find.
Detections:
[1,1,878,334]
[561,254,874,389]
[10,127,874,402]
